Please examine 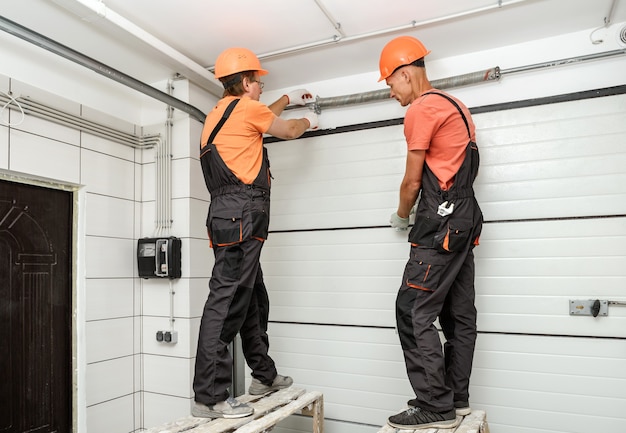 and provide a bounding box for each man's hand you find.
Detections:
[285,89,314,106]
[390,212,409,231]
